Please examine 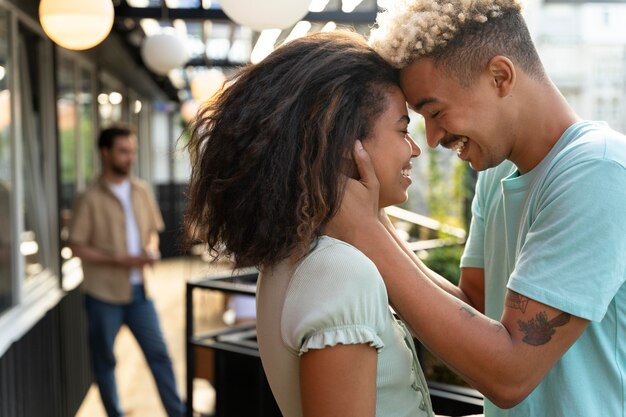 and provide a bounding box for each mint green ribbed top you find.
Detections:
[256,236,434,417]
